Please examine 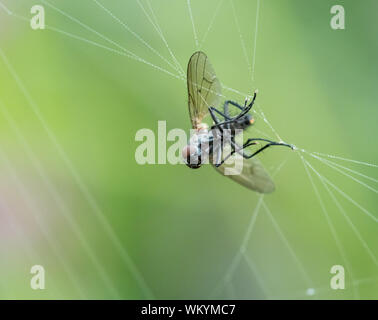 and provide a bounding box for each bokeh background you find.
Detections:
[0,0,377,299]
